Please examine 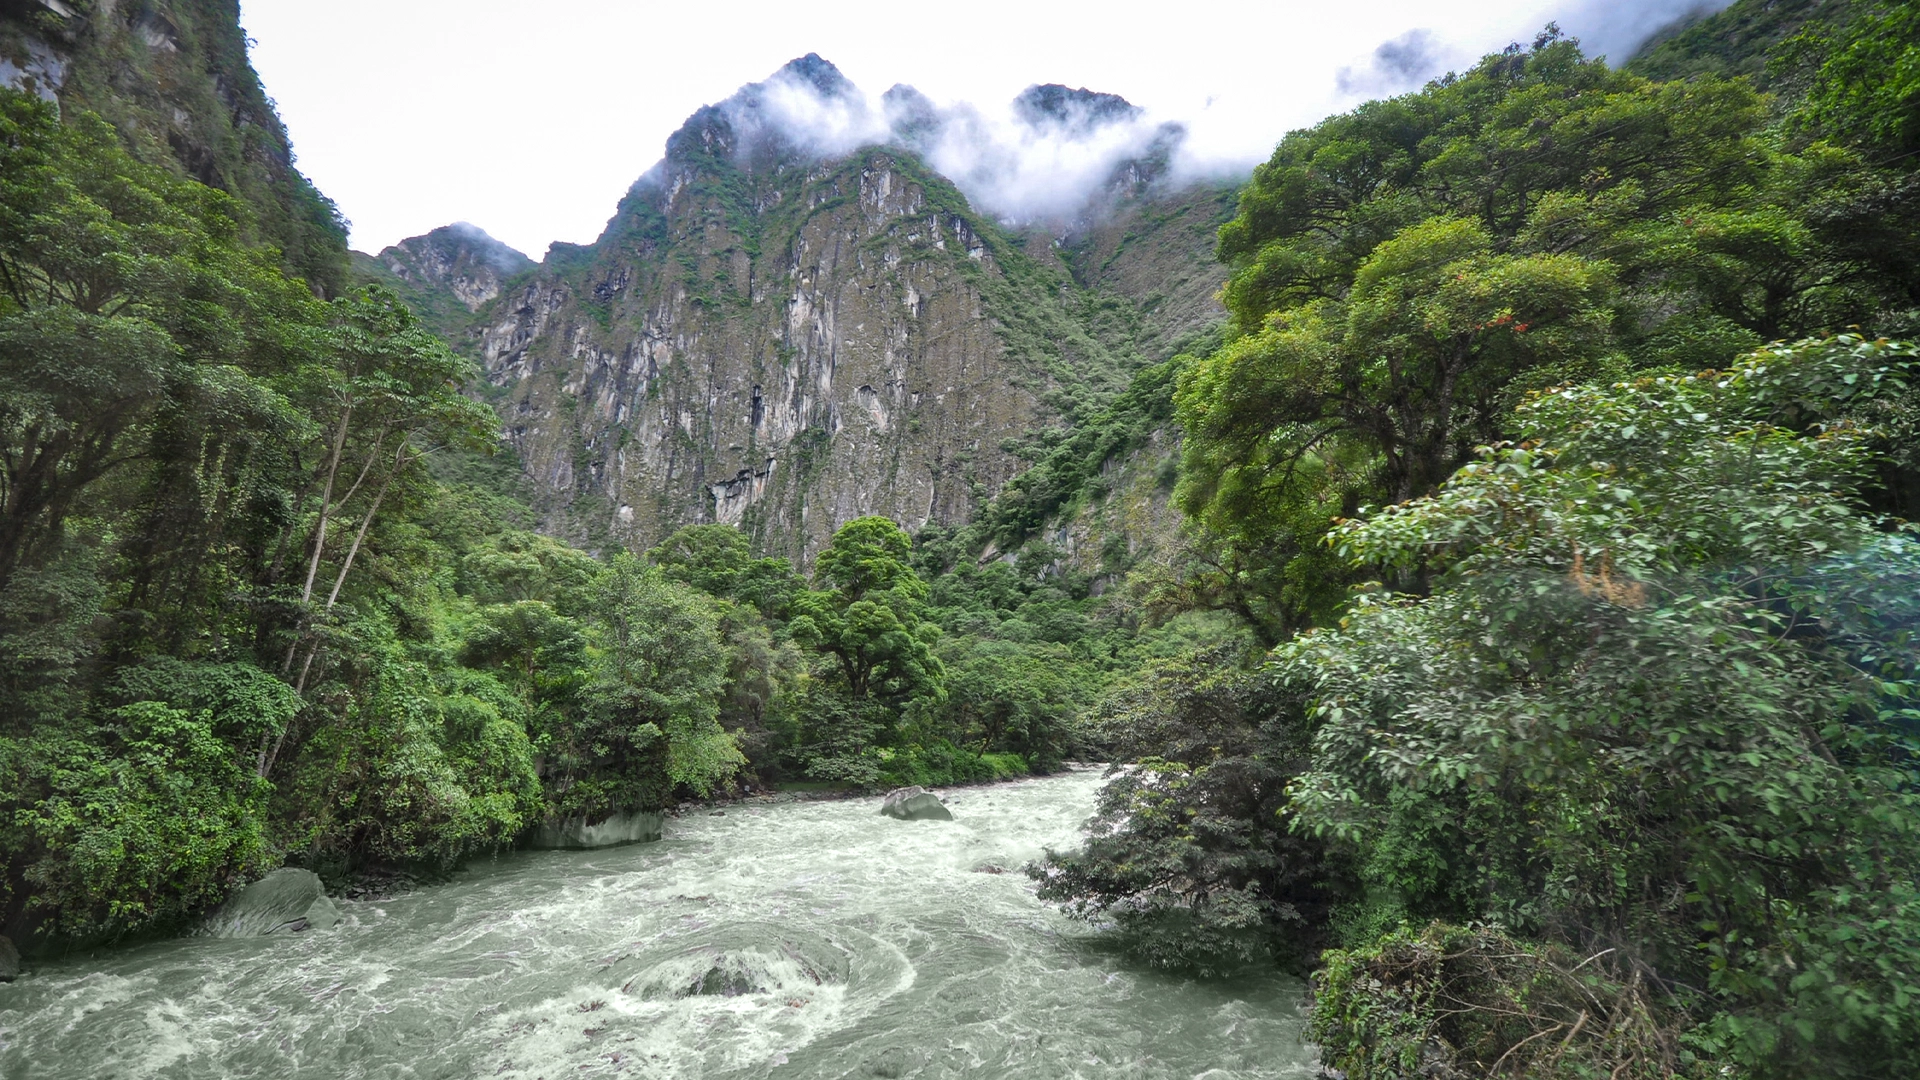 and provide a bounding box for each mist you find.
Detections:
[647,58,1235,230]
[632,0,1737,237]
[240,0,1745,257]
